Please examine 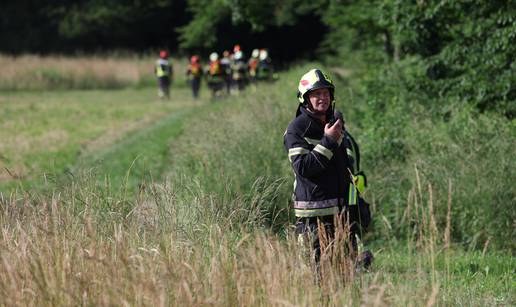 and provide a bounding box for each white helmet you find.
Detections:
[252,49,260,58]
[209,52,219,62]
[234,50,243,60]
[259,49,268,61]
